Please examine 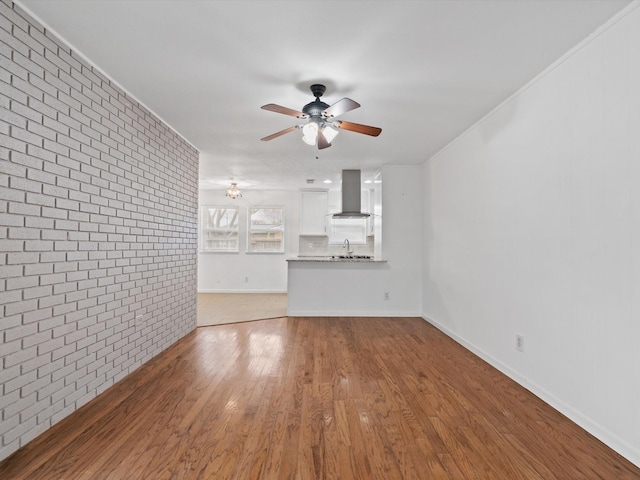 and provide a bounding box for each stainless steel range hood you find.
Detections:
[332,169,370,218]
